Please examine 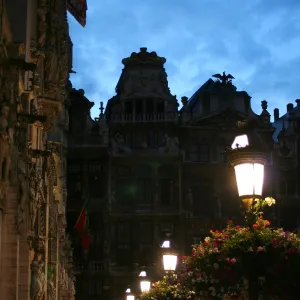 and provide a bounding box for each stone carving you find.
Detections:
[68,277,76,300]
[111,134,131,154]
[0,104,12,182]
[185,188,194,218]
[29,177,41,232]
[212,71,235,85]
[16,162,28,232]
[47,272,56,300]
[37,0,48,48]
[44,31,58,93]
[30,252,46,300]
[159,134,179,154]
